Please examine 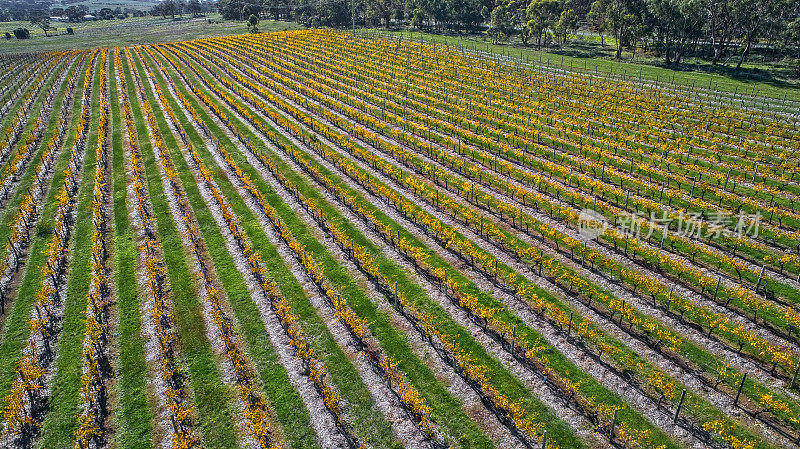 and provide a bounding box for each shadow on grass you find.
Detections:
[686,64,800,91]
[536,41,800,93]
